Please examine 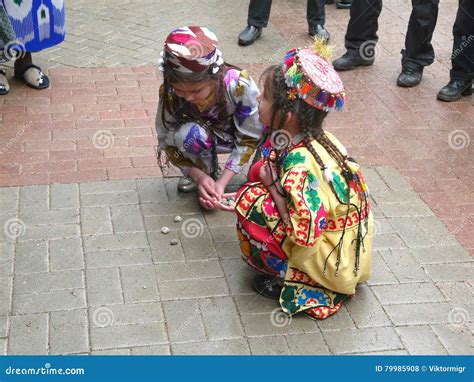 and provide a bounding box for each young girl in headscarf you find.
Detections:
[156,26,264,210]
[234,43,373,320]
